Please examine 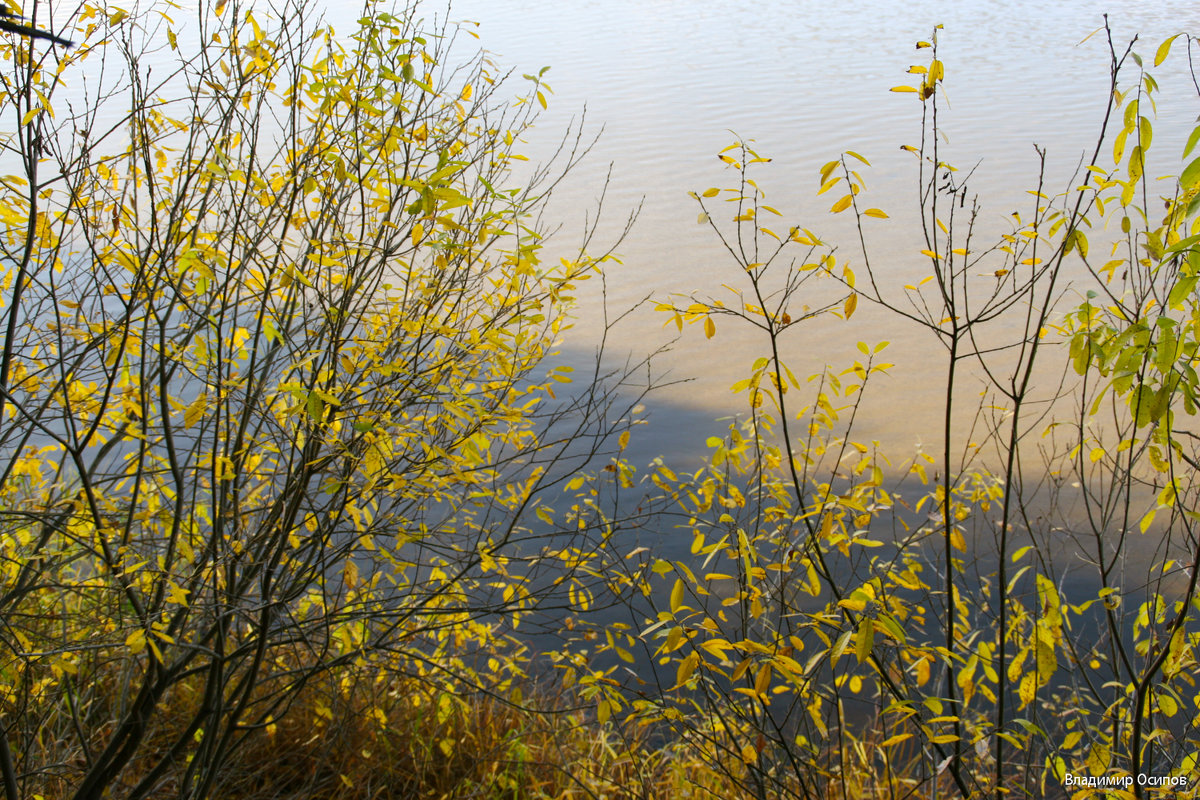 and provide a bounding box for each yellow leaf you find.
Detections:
[184,394,207,429]
[855,619,874,663]
[820,512,833,539]
[1018,672,1037,708]
[704,316,716,339]
[844,293,858,319]
[863,208,888,218]
[1156,34,1180,67]
[754,663,771,694]
[165,582,189,606]
[701,187,719,198]
[618,431,630,451]
[890,86,918,93]
[216,457,236,481]
[950,527,965,552]
[676,652,698,686]
[1070,230,1089,258]
[670,578,685,613]
[838,595,867,613]
[831,194,853,213]
[819,160,840,184]
[126,629,147,655]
